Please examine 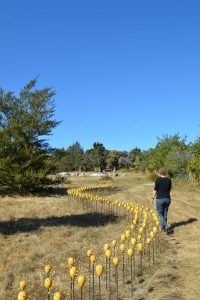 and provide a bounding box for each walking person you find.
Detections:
[151,168,172,232]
